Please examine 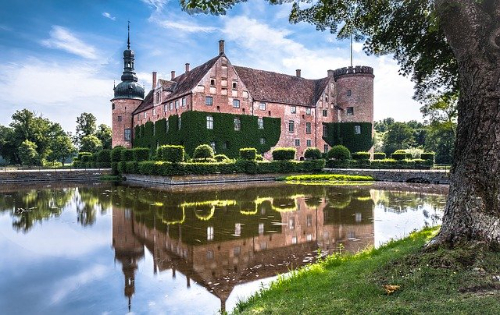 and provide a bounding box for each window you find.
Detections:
[295,139,300,147]
[347,89,352,96]
[206,250,214,260]
[164,104,168,112]
[288,120,294,133]
[235,223,241,236]
[354,125,361,134]
[323,124,327,136]
[355,213,362,223]
[210,141,216,152]
[207,115,213,129]
[289,217,295,229]
[153,108,156,116]
[234,117,241,131]
[117,115,122,122]
[166,121,169,133]
[259,102,266,110]
[112,103,115,110]
[222,141,229,150]
[144,112,147,119]
[258,117,264,129]
[233,99,240,108]
[307,215,312,227]
[124,128,131,141]
[178,117,182,130]
[207,226,214,241]
[306,108,311,115]
[210,78,216,86]
[347,107,354,116]
[260,137,266,144]
[234,246,241,256]
[182,97,186,107]
[306,122,312,134]
[153,124,156,136]
[258,223,264,235]
[175,100,179,109]
[205,96,213,106]
[306,139,312,147]
[291,106,297,114]
[232,81,237,89]
[156,91,160,103]
[170,102,173,110]
[324,144,329,153]
[323,109,328,117]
